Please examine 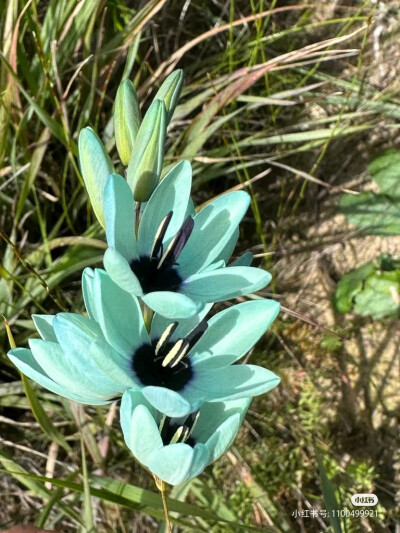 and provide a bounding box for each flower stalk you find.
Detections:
[153,474,171,533]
